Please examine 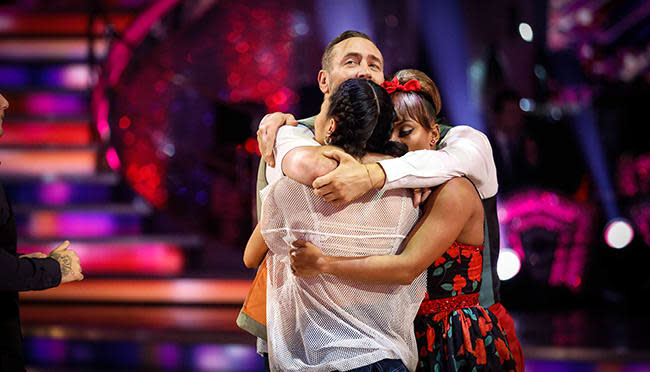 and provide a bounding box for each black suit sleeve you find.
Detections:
[0,249,62,291]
